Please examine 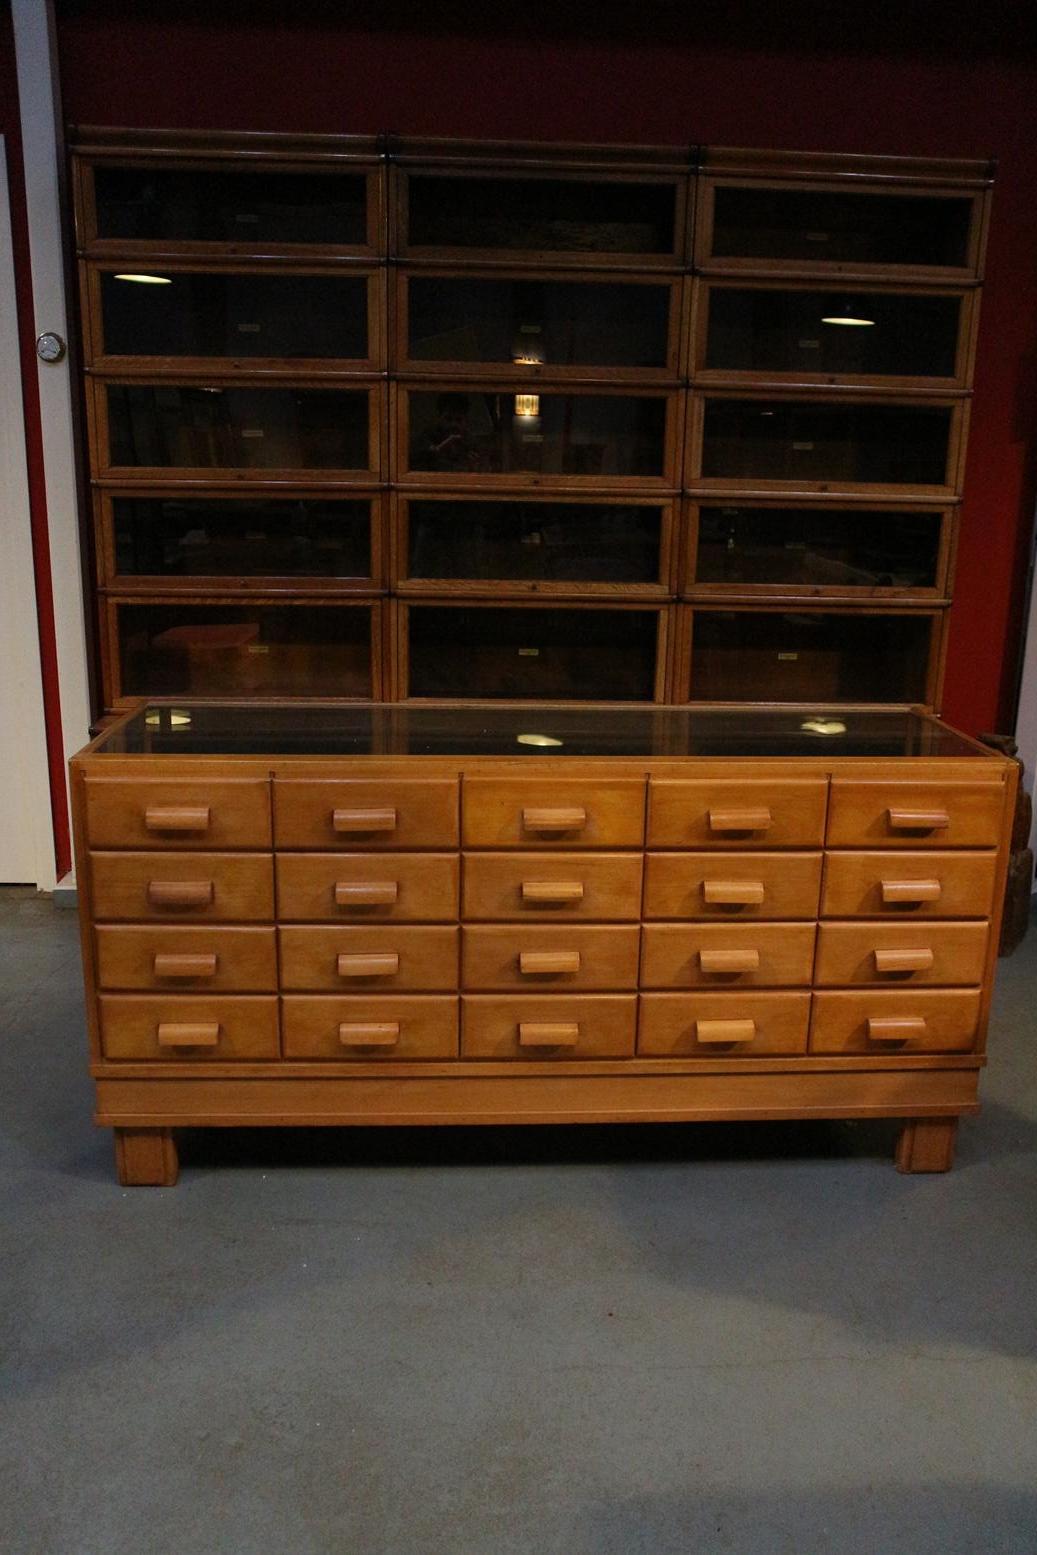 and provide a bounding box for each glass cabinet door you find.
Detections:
[405,605,662,700]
